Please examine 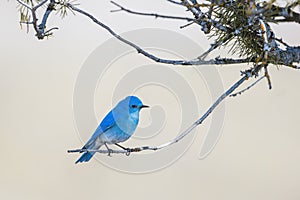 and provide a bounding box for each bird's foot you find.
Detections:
[114,143,131,156]
[125,148,131,156]
[107,149,113,157]
[104,143,113,157]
